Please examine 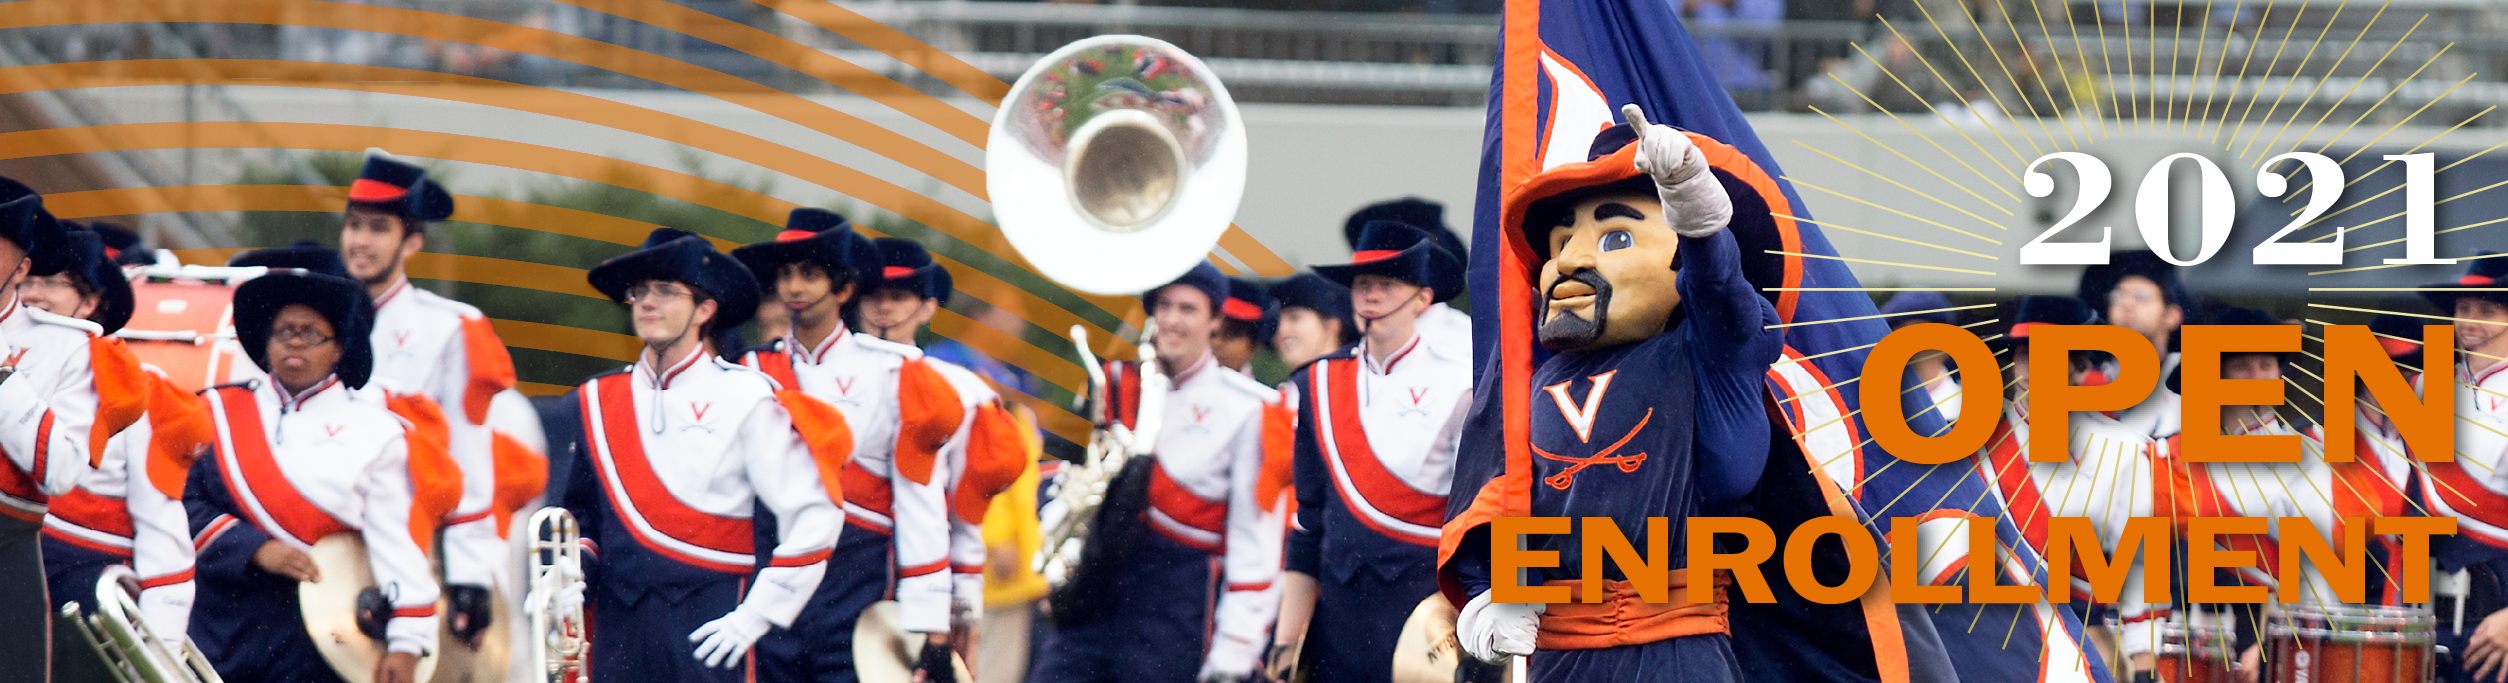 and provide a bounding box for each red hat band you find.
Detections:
[347,178,410,203]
